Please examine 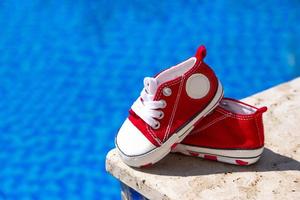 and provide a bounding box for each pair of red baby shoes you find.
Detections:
[115,45,267,167]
